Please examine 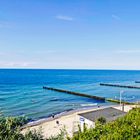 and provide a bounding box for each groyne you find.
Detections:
[135,81,140,83]
[106,98,134,105]
[43,86,105,101]
[100,83,140,89]
[43,86,135,105]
